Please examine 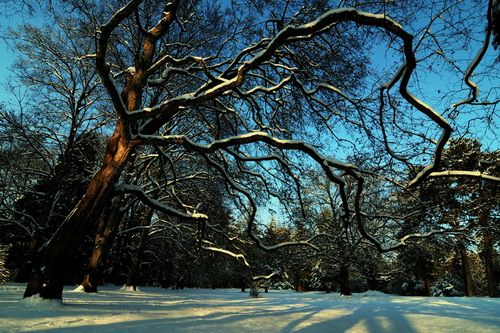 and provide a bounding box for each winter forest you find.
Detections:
[0,0,499,332]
